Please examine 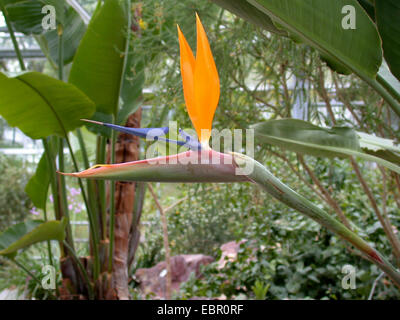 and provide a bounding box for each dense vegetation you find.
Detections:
[0,0,400,299]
